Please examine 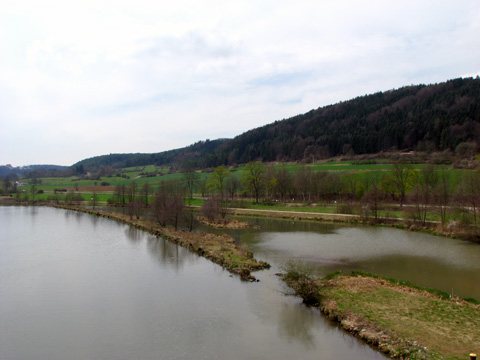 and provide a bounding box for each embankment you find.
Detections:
[51,205,270,281]
[282,269,480,359]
